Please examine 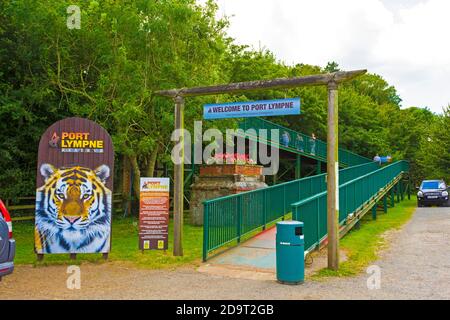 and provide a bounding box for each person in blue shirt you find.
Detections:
[281,131,290,147]
[309,133,316,155]
[296,134,304,152]
[373,154,381,164]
